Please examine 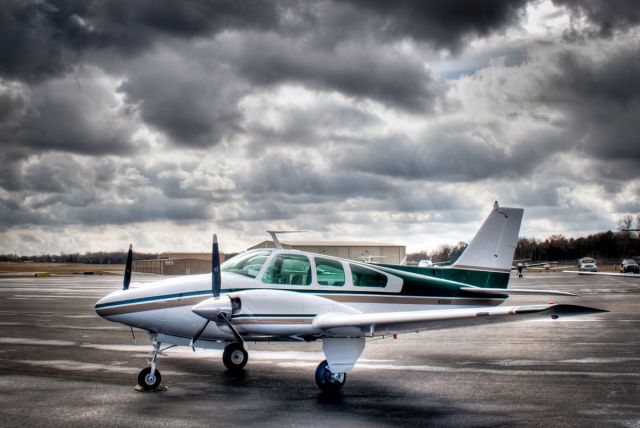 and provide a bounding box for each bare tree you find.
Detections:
[617,215,634,238]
